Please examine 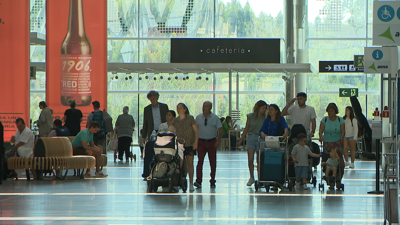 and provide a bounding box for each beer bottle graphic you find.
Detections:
[60,0,92,106]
